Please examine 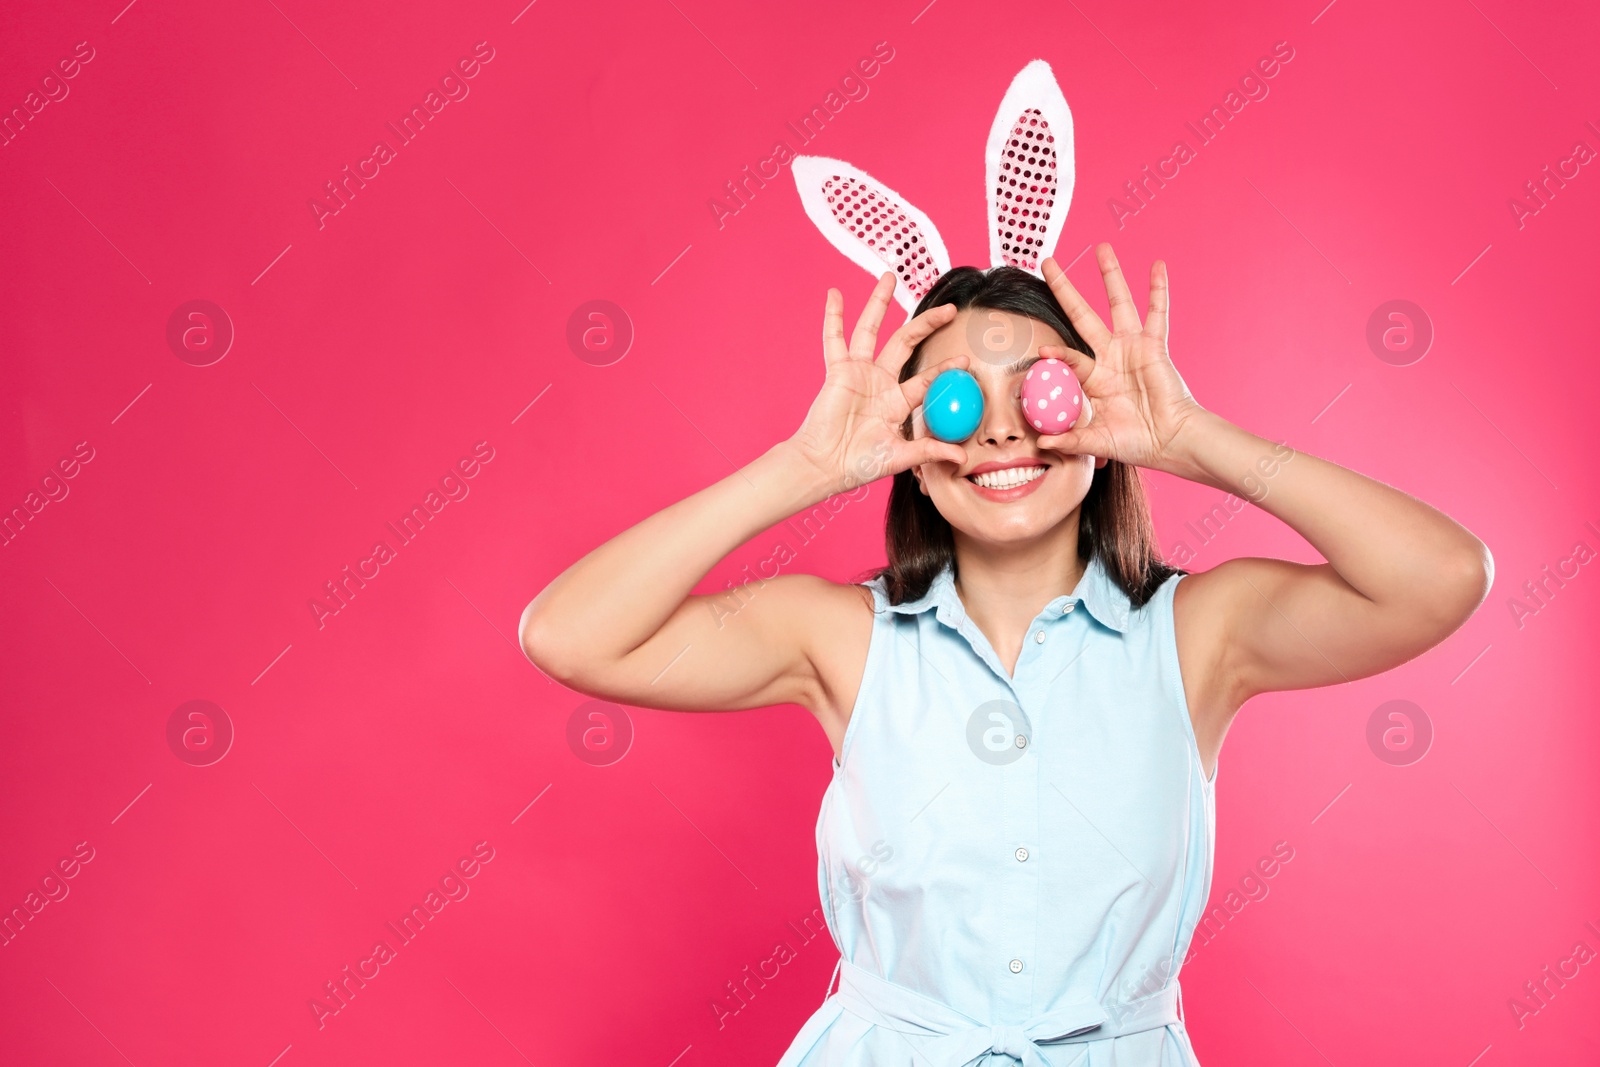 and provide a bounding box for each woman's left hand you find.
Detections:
[1035,243,1208,474]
